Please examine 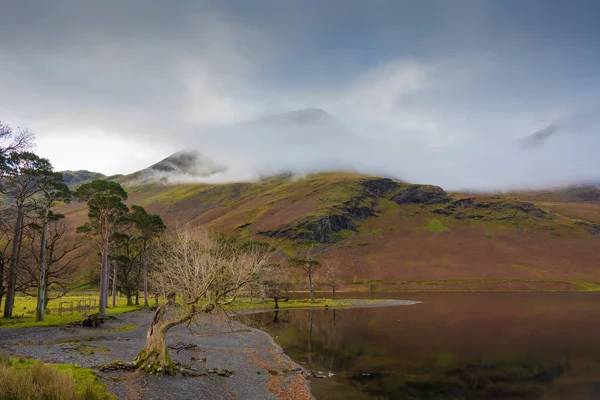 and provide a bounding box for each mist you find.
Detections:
[139,108,600,192]
[1,1,599,191]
